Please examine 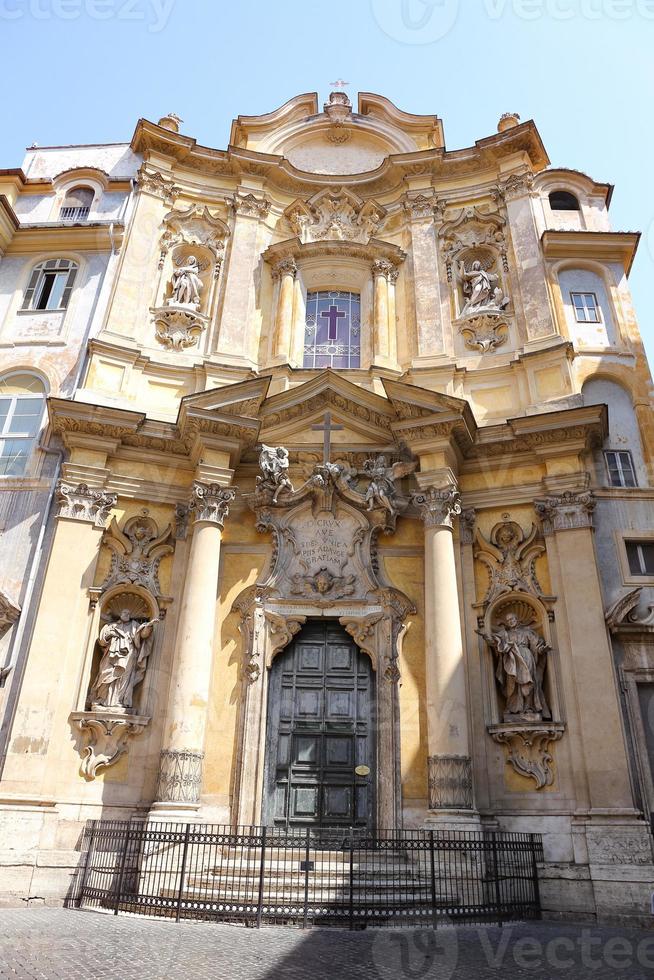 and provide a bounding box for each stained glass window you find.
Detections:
[303,290,361,369]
